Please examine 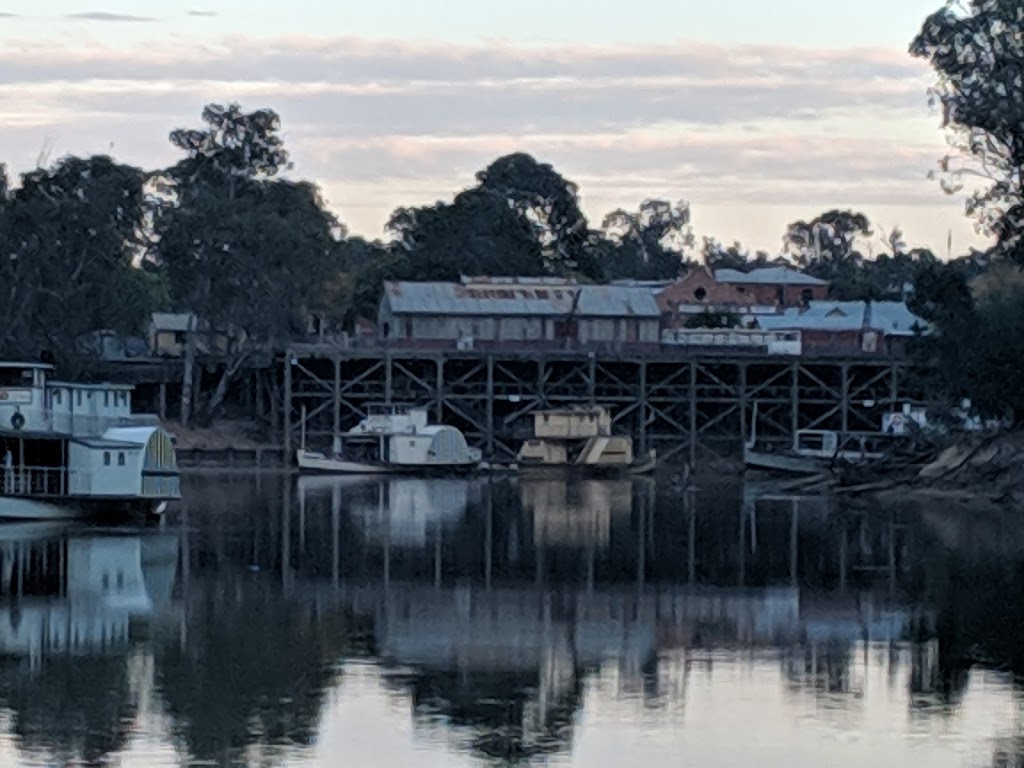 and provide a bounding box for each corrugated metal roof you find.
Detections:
[755,301,926,333]
[756,302,866,332]
[866,301,928,335]
[383,281,661,317]
[576,285,661,316]
[715,267,827,286]
[150,312,196,332]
